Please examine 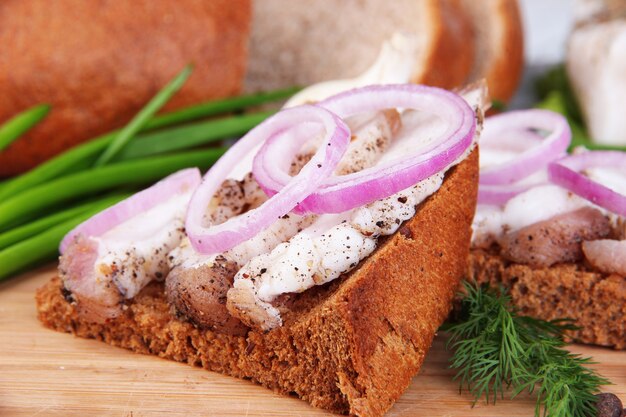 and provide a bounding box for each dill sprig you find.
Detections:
[445,282,610,417]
